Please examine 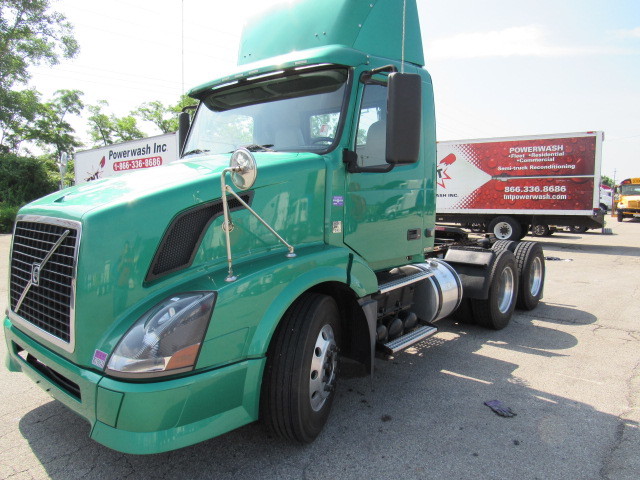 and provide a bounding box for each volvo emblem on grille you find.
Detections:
[31,263,42,286]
